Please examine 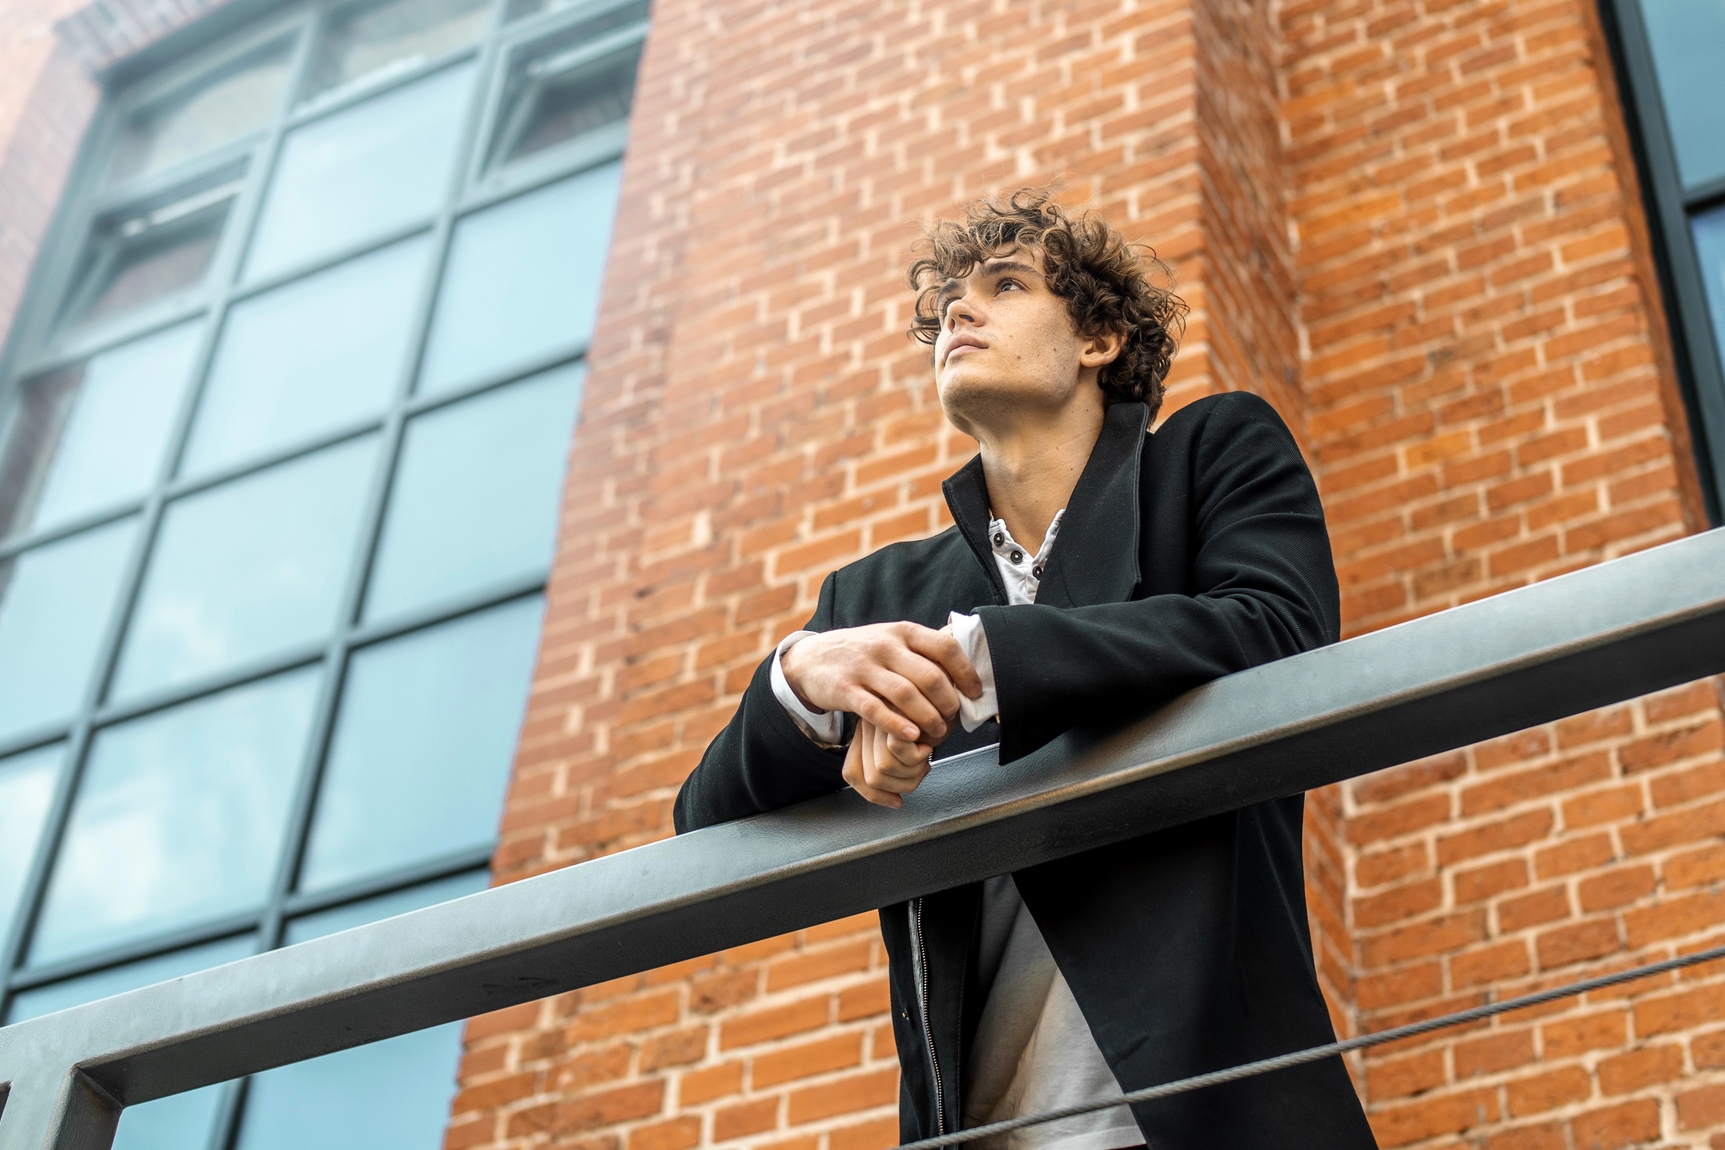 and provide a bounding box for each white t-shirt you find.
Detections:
[770,511,1143,1150]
